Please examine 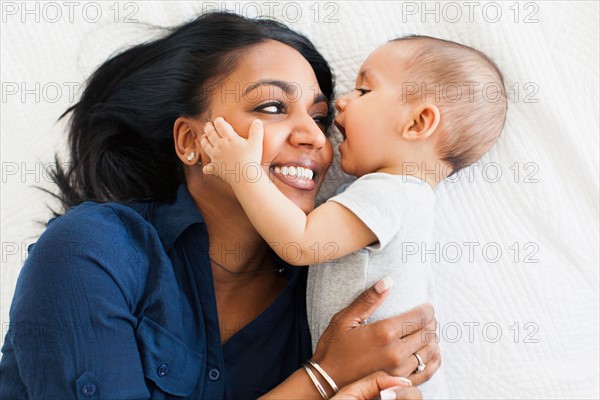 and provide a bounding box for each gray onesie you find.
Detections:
[306,172,447,397]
